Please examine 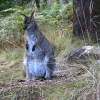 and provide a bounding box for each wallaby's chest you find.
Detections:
[24,32,45,58]
[25,33,36,45]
